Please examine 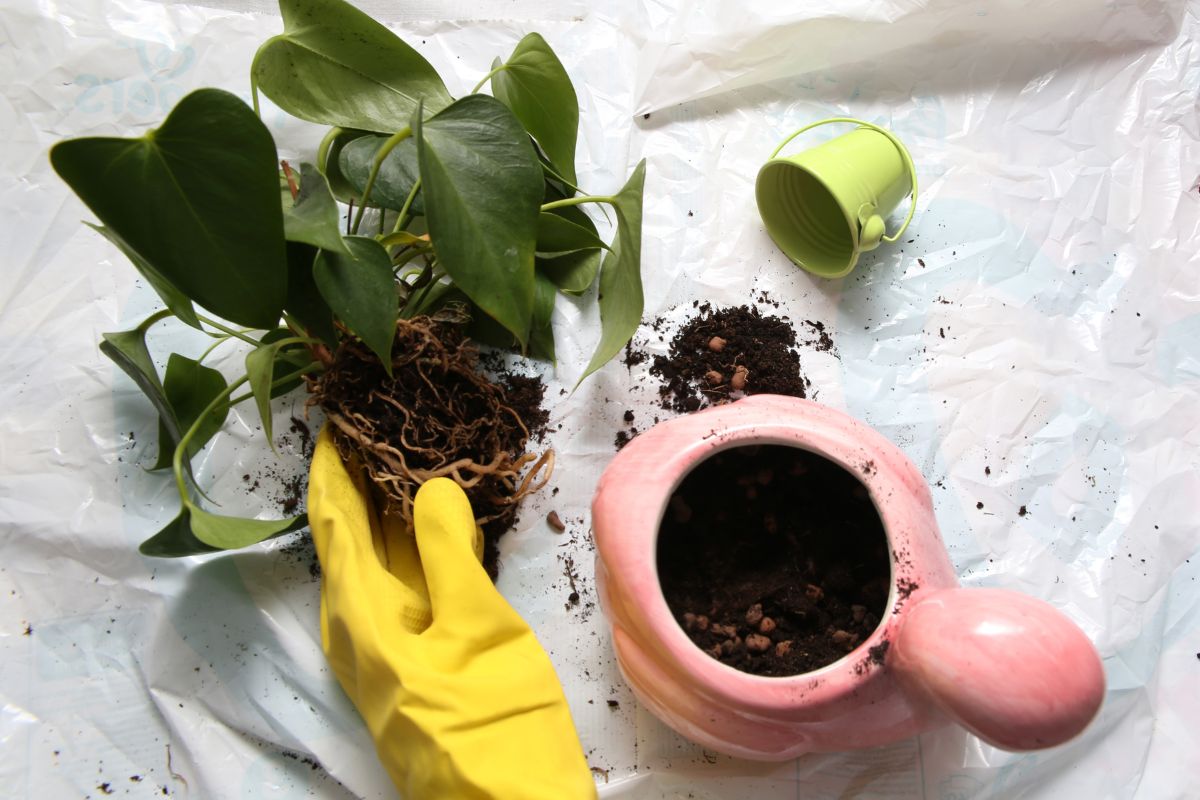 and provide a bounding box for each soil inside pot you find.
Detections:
[657,444,891,676]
